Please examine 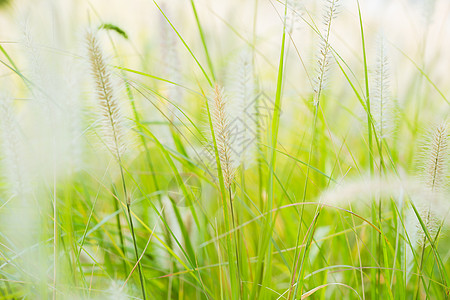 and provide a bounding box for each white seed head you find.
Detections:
[286,0,304,33]
[321,174,449,225]
[226,51,258,169]
[105,280,129,300]
[420,122,449,192]
[313,0,340,106]
[0,96,28,197]
[159,4,183,120]
[86,30,126,160]
[404,121,450,248]
[210,84,238,189]
[371,35,395,140]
